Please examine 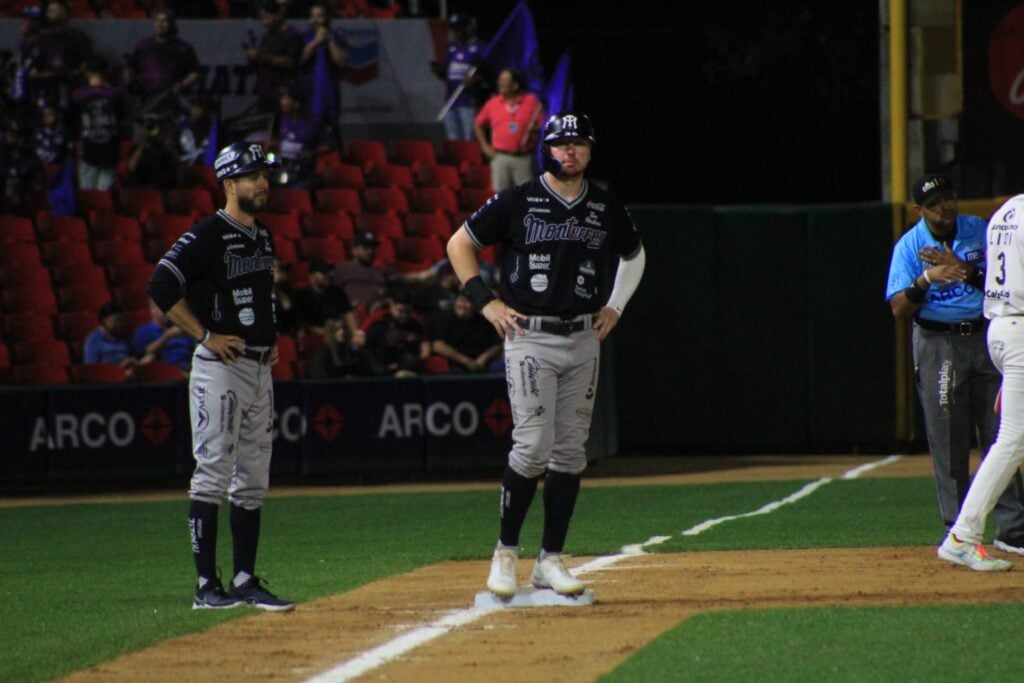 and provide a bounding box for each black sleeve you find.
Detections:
[147,227,205,312]
[147,265,184,313]
[463,190,510,248]
[609,199,642,258]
